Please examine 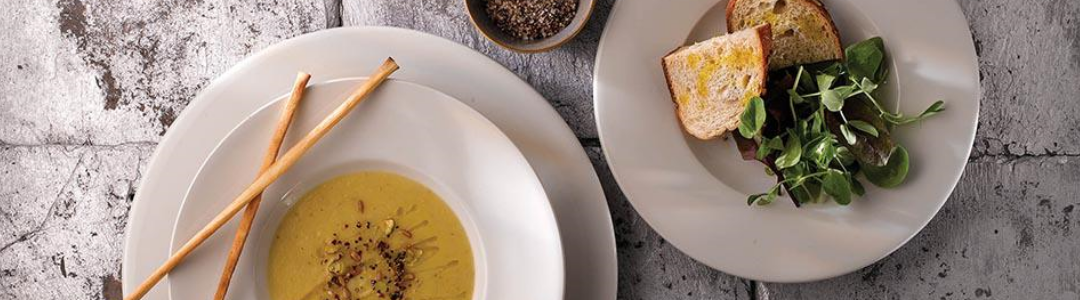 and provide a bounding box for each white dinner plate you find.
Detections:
[124,27,616,300]
[594,0,979,282]
[168,79,562,299]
